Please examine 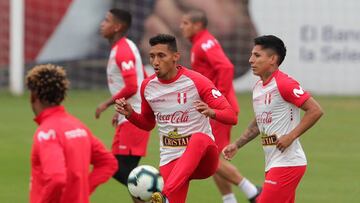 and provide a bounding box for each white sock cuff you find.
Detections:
[238,178,258,199]
[238,177,248,187]
[222,193,237,203]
